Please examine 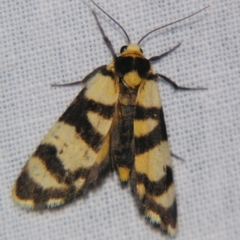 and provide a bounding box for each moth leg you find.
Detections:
[171,152,185,162]
[155,73,207,91]
[51,65,106,87]
[149,42,181,62]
